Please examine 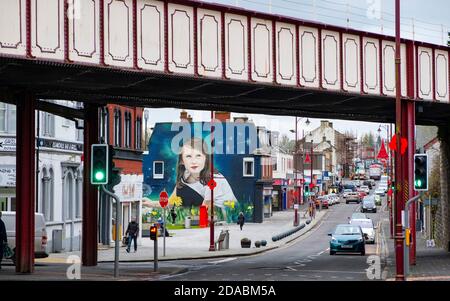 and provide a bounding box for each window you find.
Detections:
[153,161,164,179]
[75,169,82,219]
[64,171,74,221]
[0,103,16,133]
[135,118,142,150]
[124,112,131,148]
[99,107,109,144]
[243,158,254,177]
[76,119,84,142]
[114,109,121,147]
[41,112,55,137]
[41,168,54,221]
